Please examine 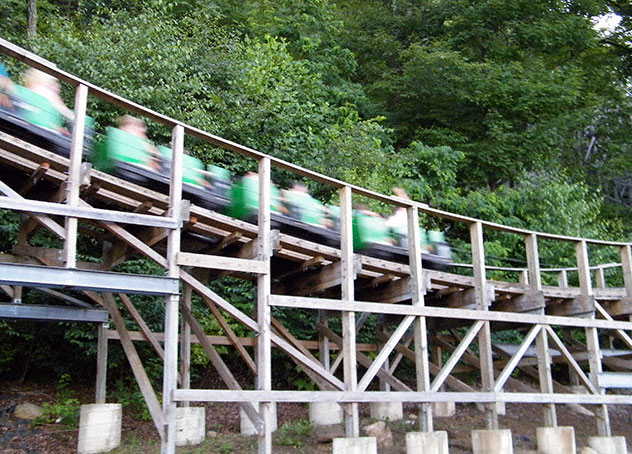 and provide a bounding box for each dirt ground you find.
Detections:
[1,381,631,453]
